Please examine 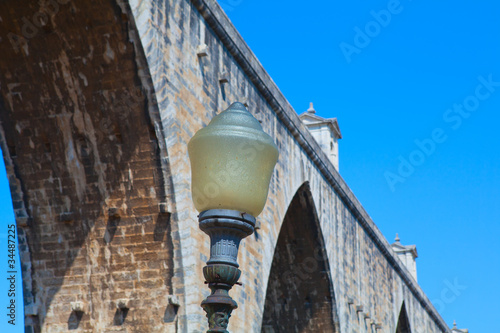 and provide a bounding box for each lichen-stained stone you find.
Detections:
[0,0,450,332]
